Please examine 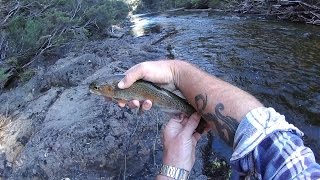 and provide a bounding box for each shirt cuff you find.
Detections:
[230,107,303,161]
